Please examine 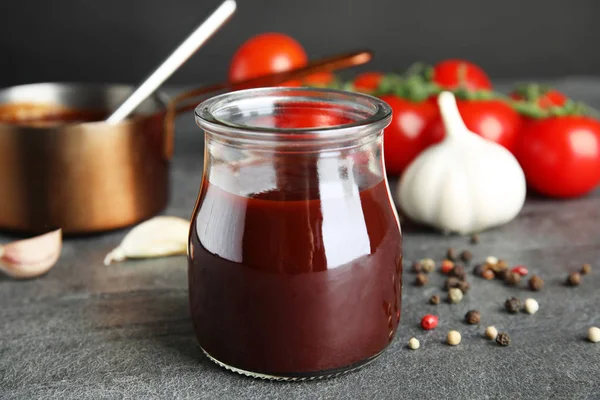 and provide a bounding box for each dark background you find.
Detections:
[1,0,598,87]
